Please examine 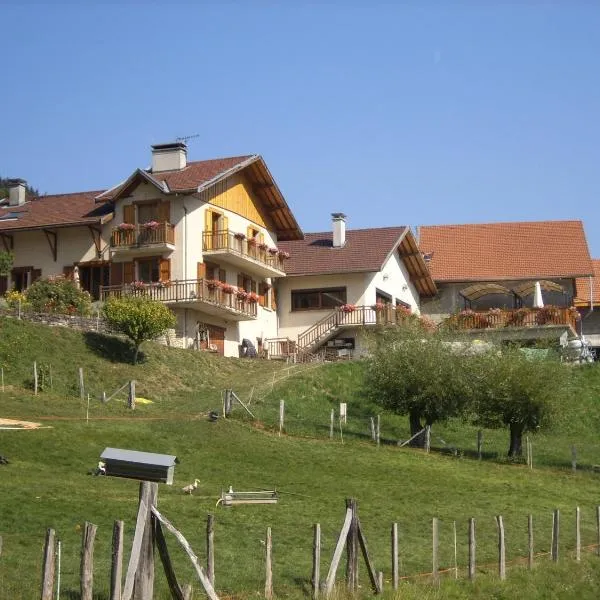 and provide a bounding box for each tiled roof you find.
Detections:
[419,220,593,282]
[574,259,600,306]
[0,191,112,231]
[278,227,407,275]
[152,156,254,191]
